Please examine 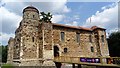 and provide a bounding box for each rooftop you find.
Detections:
[23,6,39,13]
[52,23,106,31]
